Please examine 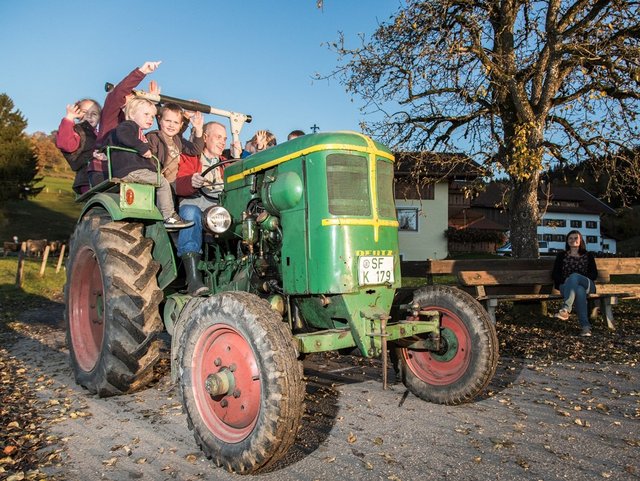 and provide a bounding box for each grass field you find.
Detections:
[0,256,66,315]
[0,176,82,243]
